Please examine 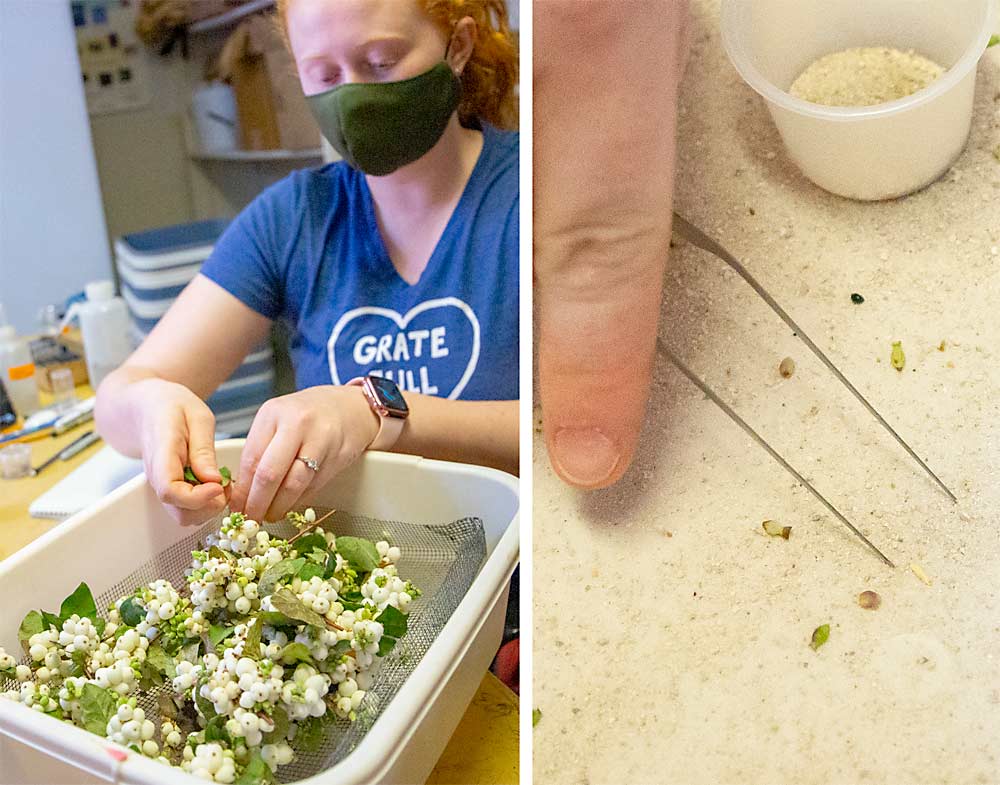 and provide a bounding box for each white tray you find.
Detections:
[0,440,519,784]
